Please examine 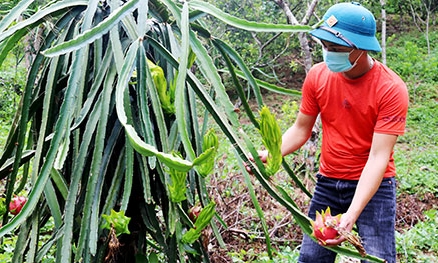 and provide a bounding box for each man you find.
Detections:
[251,2,408,262]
